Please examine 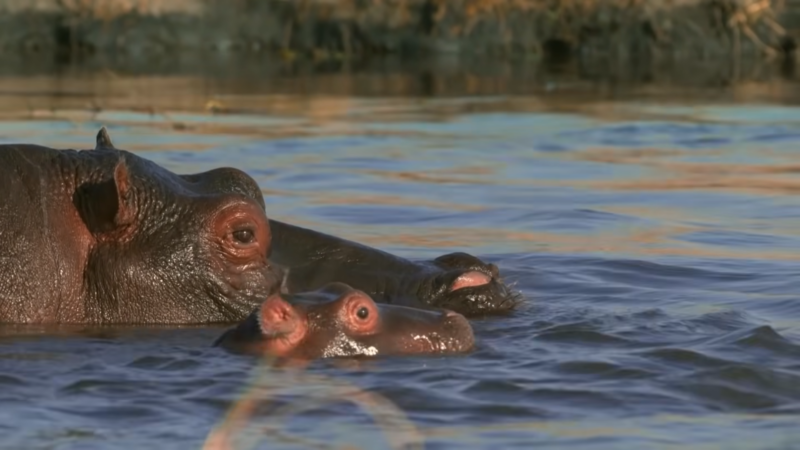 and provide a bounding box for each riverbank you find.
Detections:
[0,0,796,63]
